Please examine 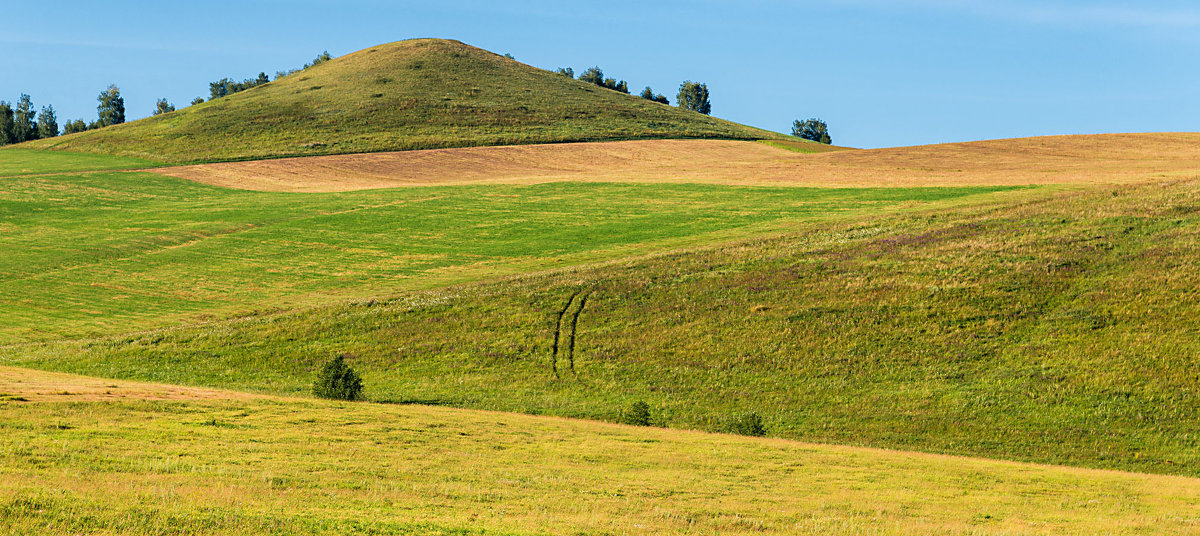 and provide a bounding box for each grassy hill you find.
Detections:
[0,167,1014,343]
[3,367,1197,535]
[18,39,781,163]
[8,168,1200,476]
